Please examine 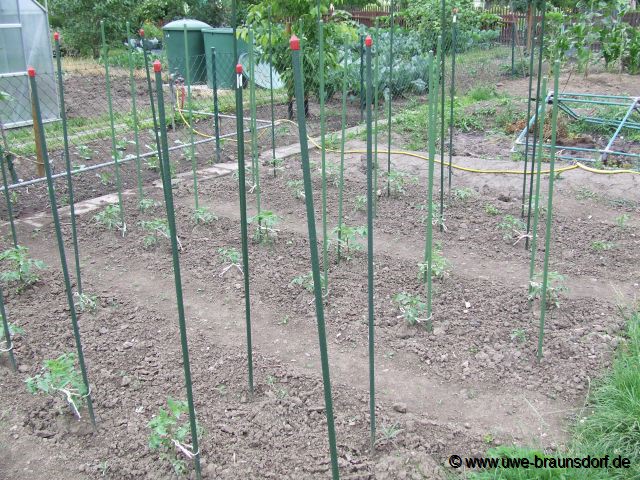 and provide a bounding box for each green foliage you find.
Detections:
[330,225,367,259]
[93,204,123,230]
[484,204,500,216]
[418,243,450,280]
[74,292,98,313]
[139,198,161,212]
[287,179,305,200]
[528,271,568,308]
[148,397,203,476]
[0,320,24,339]
[25,353,87,418]
[453,187,476,202]
[354,194,367,212]
[194,207,217,225]
[0,246,46,292]
[217,247,242,277]
[291,271,326,293]
[393,292,428,327]
[387,169,418,197]
[615,213,630,228]
[591,240,615,251]
[139,219,172,248]
[249,210,281,244]
[498,215,527,243]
